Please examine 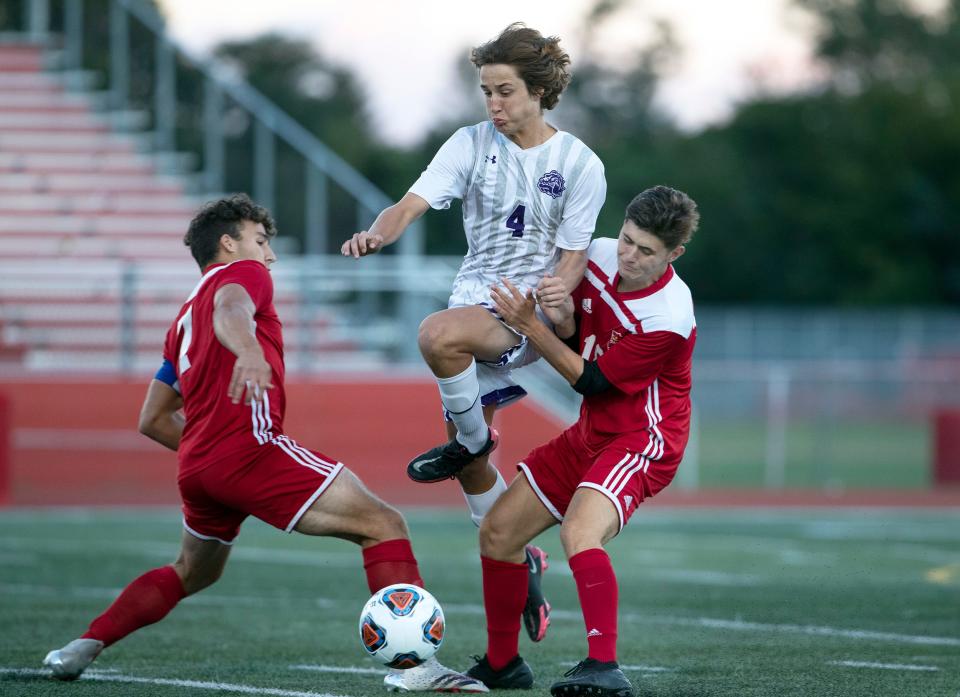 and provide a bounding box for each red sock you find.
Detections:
[481,555,527,671]
[569,548,618,663]
[82,565,185,647]
[362,538,423,593]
